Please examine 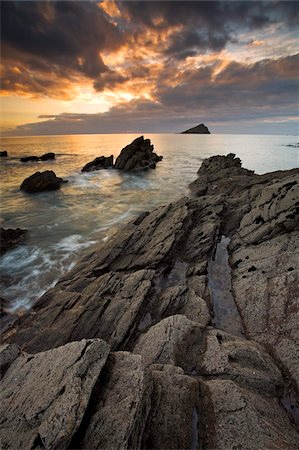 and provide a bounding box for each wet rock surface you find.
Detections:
[1,153,299,449]
[20,170,67,193]
[0,227,27,255]
[114,135,162,171]
[81,155,113,172]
